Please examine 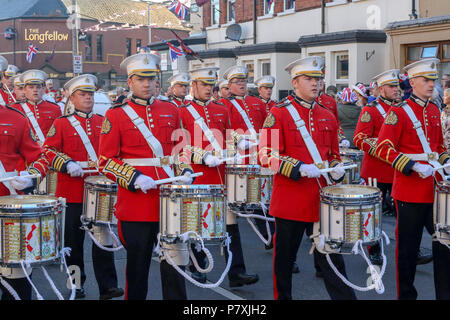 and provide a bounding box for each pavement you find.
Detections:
[22,211,439,301]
